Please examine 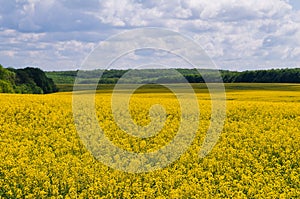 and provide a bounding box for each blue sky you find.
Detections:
[0,0,300,71]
